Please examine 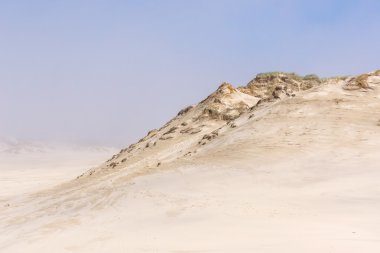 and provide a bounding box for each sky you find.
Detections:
[0,0,379,147]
